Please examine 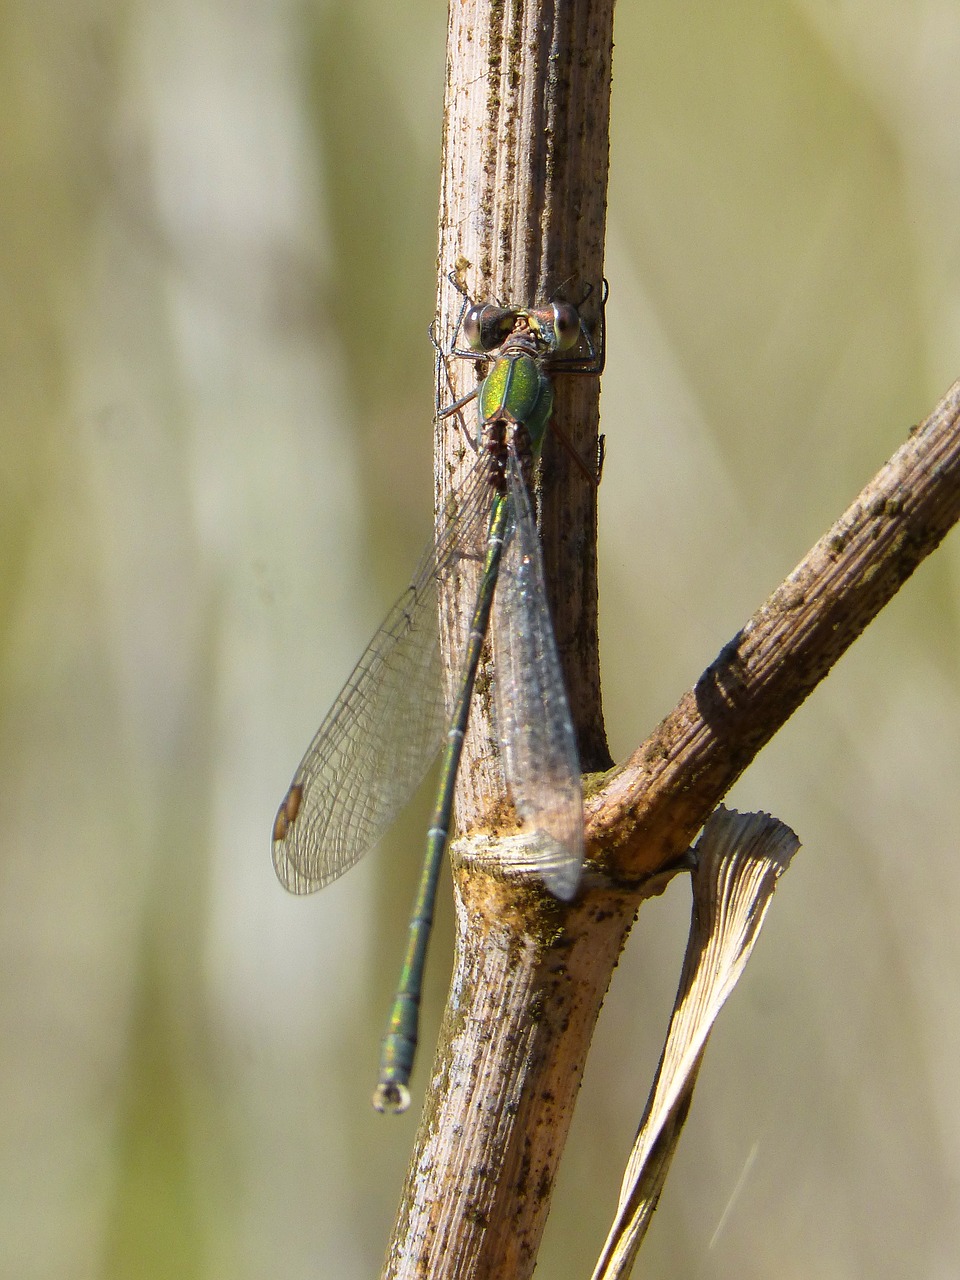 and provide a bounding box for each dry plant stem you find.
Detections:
[590,379,960,877]
[383,1,614,1276]
[384,381,960,1280]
